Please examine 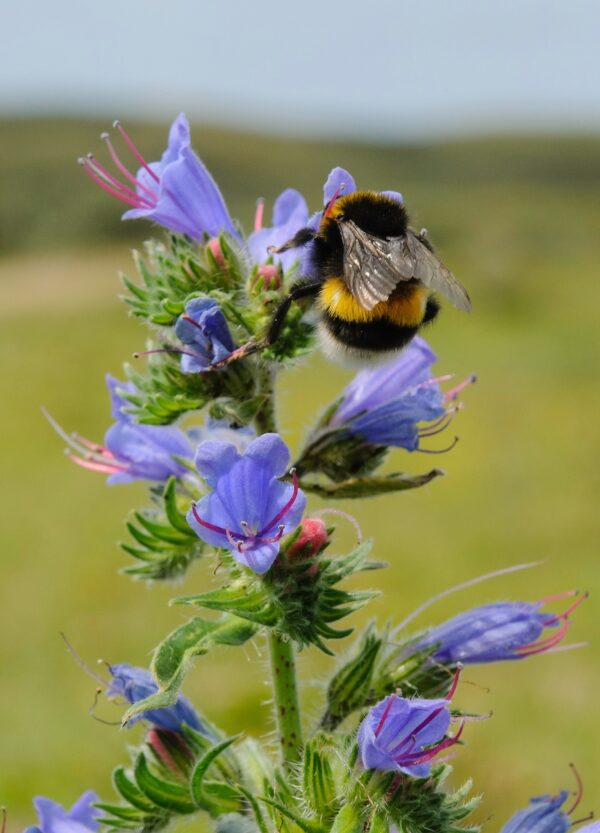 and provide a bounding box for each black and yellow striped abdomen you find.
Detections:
[316,276,432,356]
